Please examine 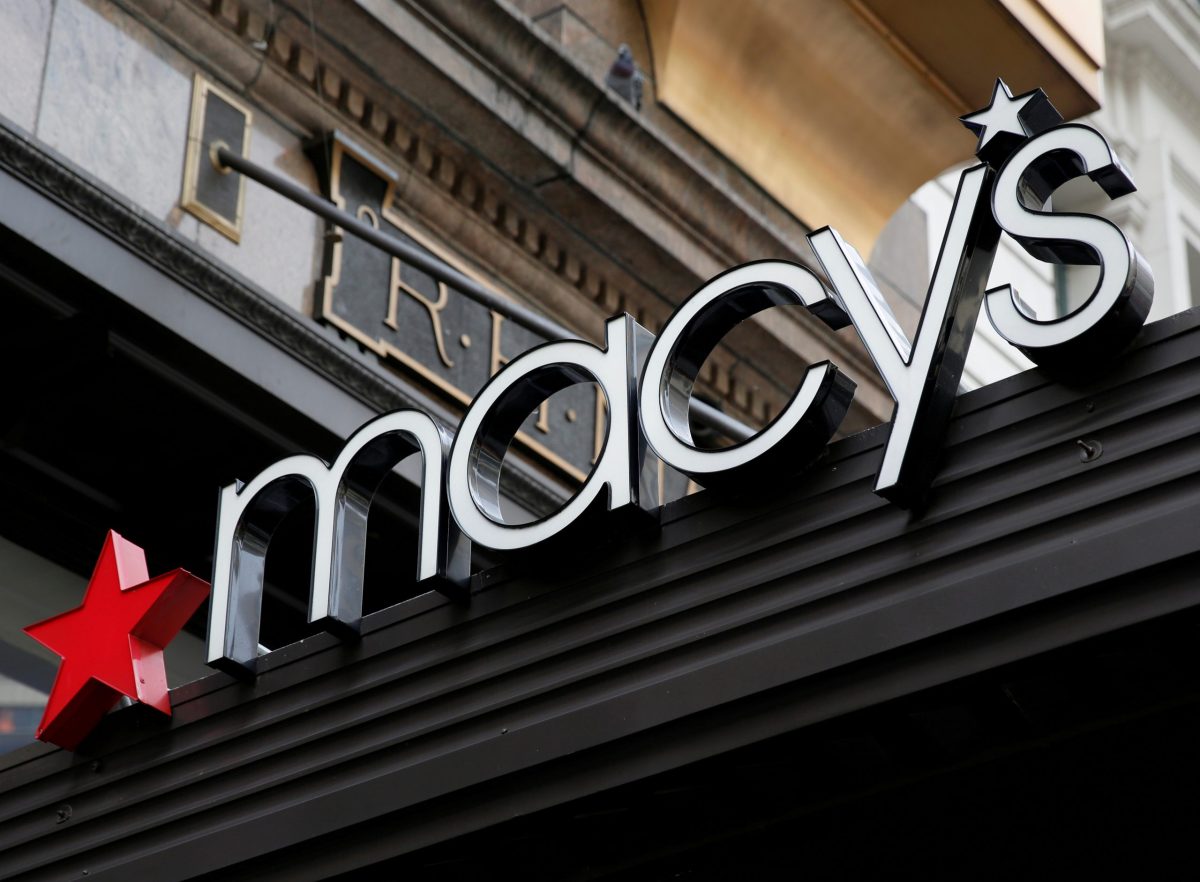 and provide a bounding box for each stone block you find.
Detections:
[38,0,192,221]
[384,117,414,154]
[0,0,53,132]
